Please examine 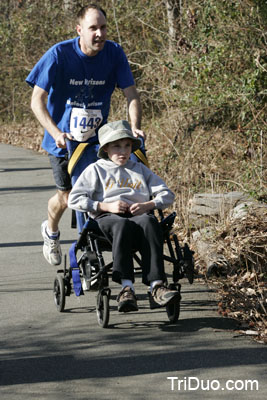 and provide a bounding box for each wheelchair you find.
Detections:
[52,138,195,328]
